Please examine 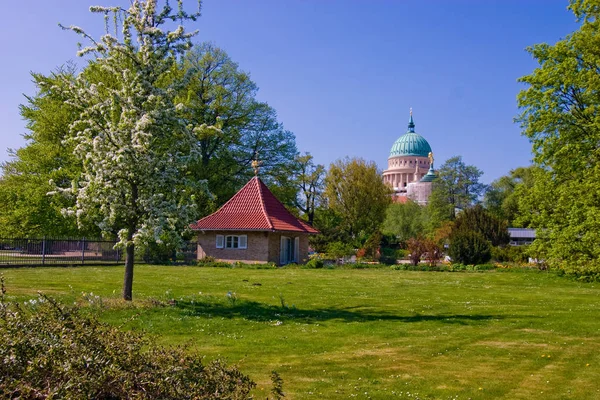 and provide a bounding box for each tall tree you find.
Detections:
[483,166,537,226]
[175,43,298,211]
[323,157,391,243]
[56,1,205,300]
[0,68,85,238]
[381,200,428,244]
[517,0,600,273]
[293,153,325,225]
[427,156,485,224]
